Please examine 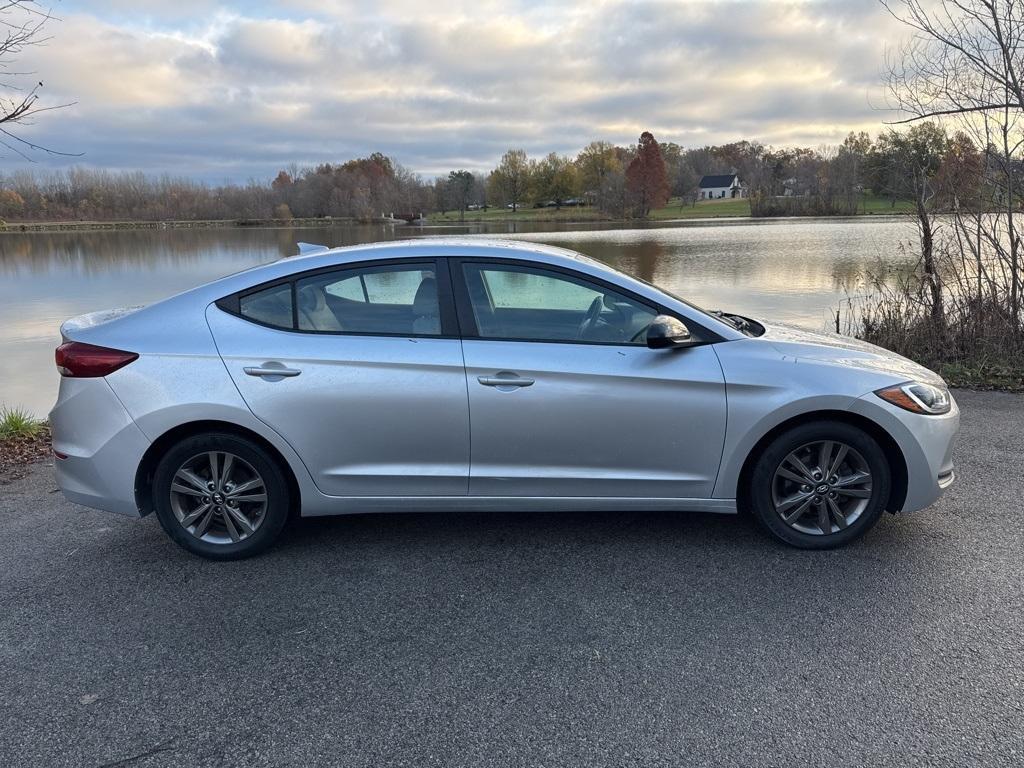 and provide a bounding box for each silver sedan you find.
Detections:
[50,239,959,559]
